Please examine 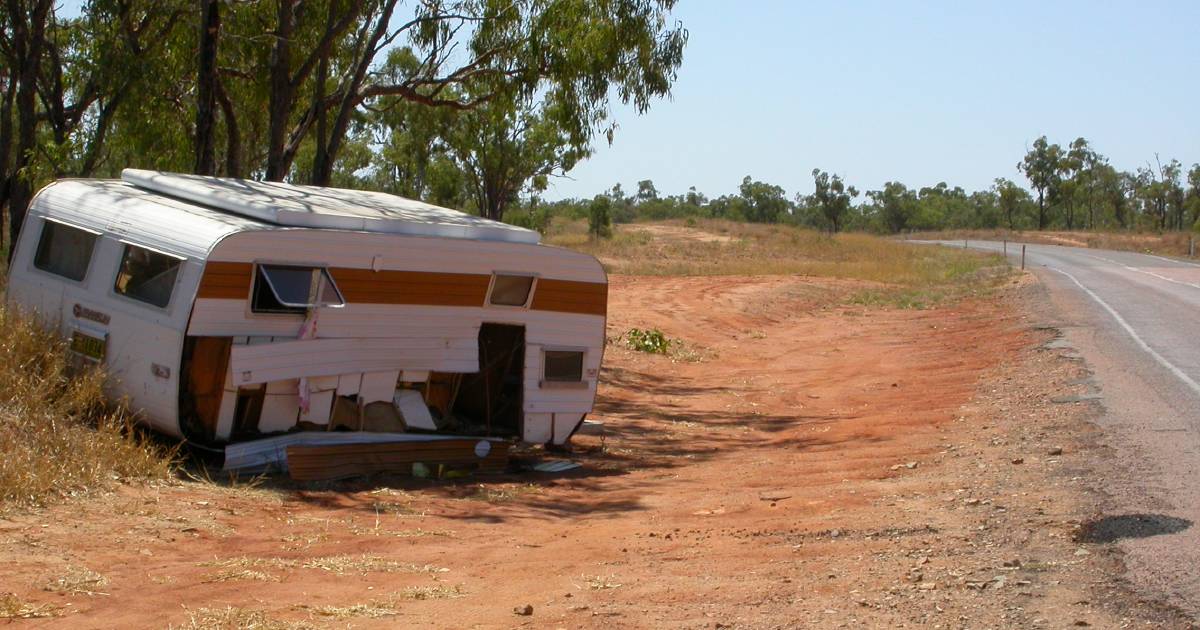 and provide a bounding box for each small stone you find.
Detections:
[1011,458,1024,465]
[1074,621,1090,627]
[514,604,534,616]
[1074,548,1091,557]
[1048,447,1064,456]
[965,498,981,506]
[905,462,918,469]
[918,582,937,590]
